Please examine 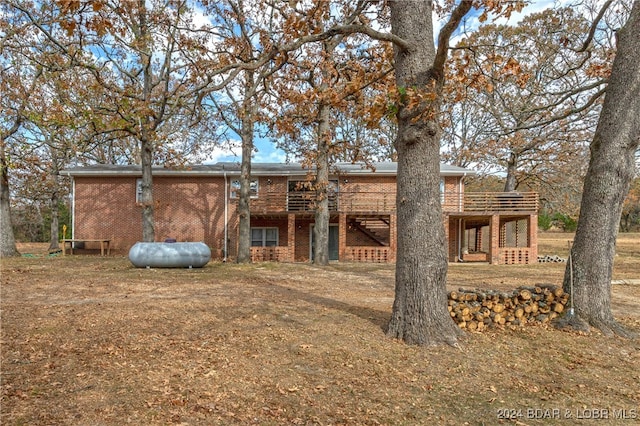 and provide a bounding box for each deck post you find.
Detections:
[489,214,500,264]
[389,213,397,262]
[528,213,538,263]
[443,215,450,261]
